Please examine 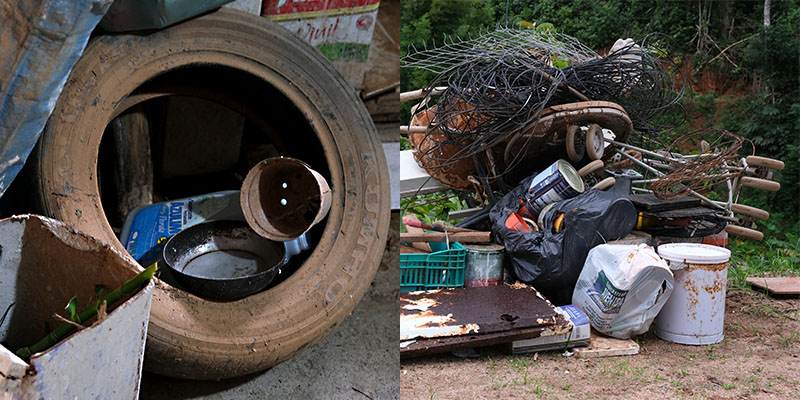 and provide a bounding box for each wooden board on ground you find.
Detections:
[746,277,800,297]
[574,330,639,359]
